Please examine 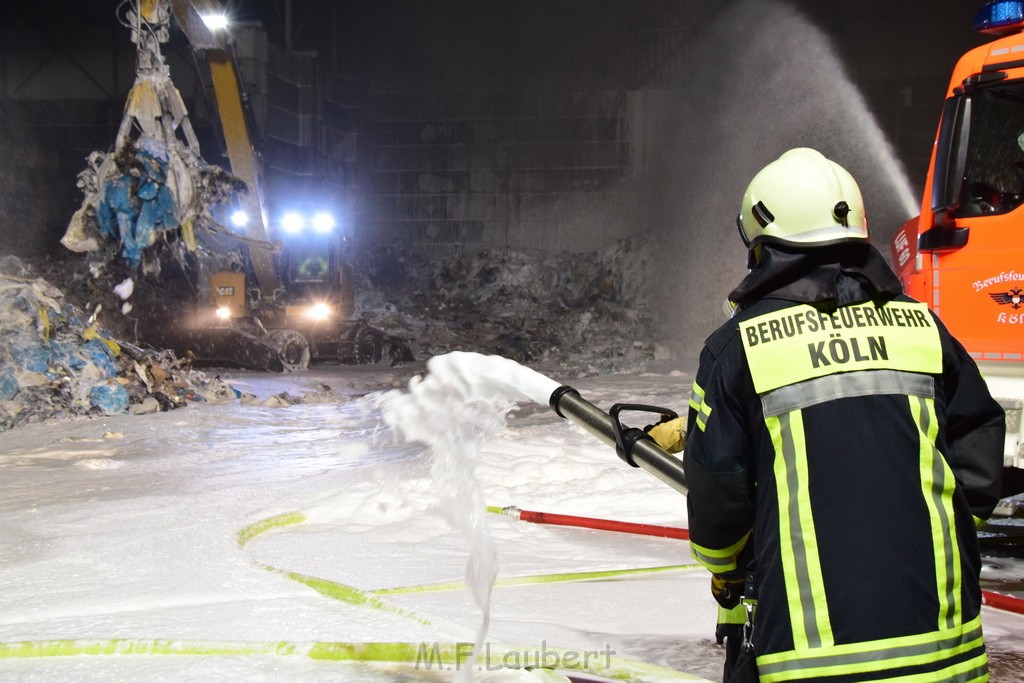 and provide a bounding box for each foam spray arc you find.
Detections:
[374,352,559,680]
[373,351,689,677]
